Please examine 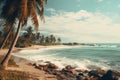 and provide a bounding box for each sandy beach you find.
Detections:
[0,45,59,80]
[0,45,120,80]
